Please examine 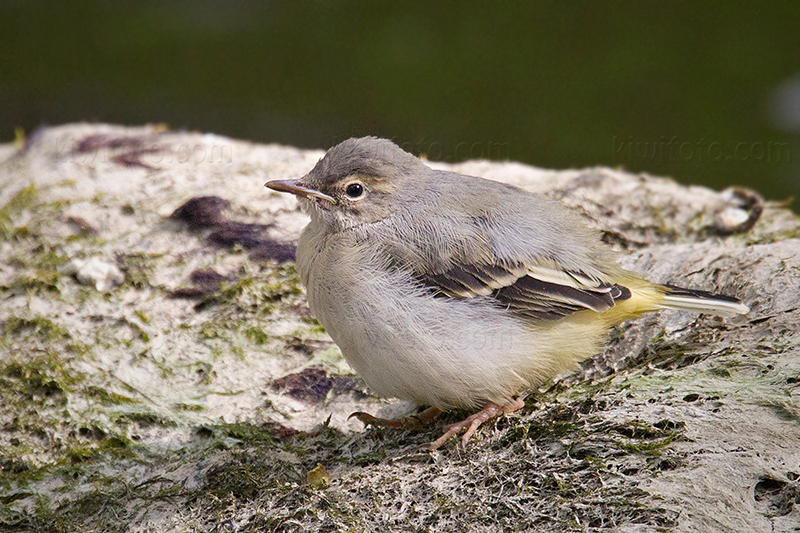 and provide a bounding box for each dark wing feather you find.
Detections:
[424,263,523,298]
[420,262,631,321]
